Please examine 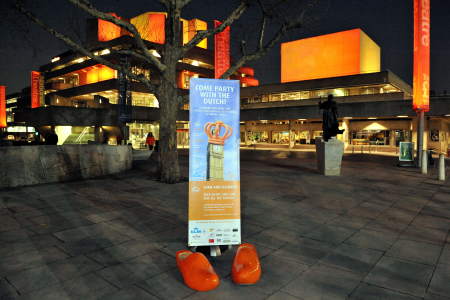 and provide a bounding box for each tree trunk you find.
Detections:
[157,69,181,183]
